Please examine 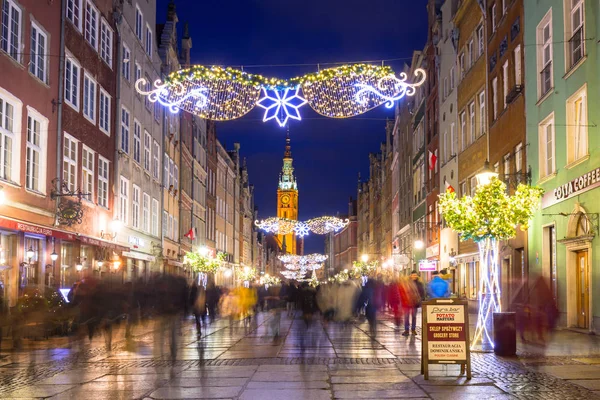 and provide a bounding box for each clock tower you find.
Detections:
[277,131,298,254]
